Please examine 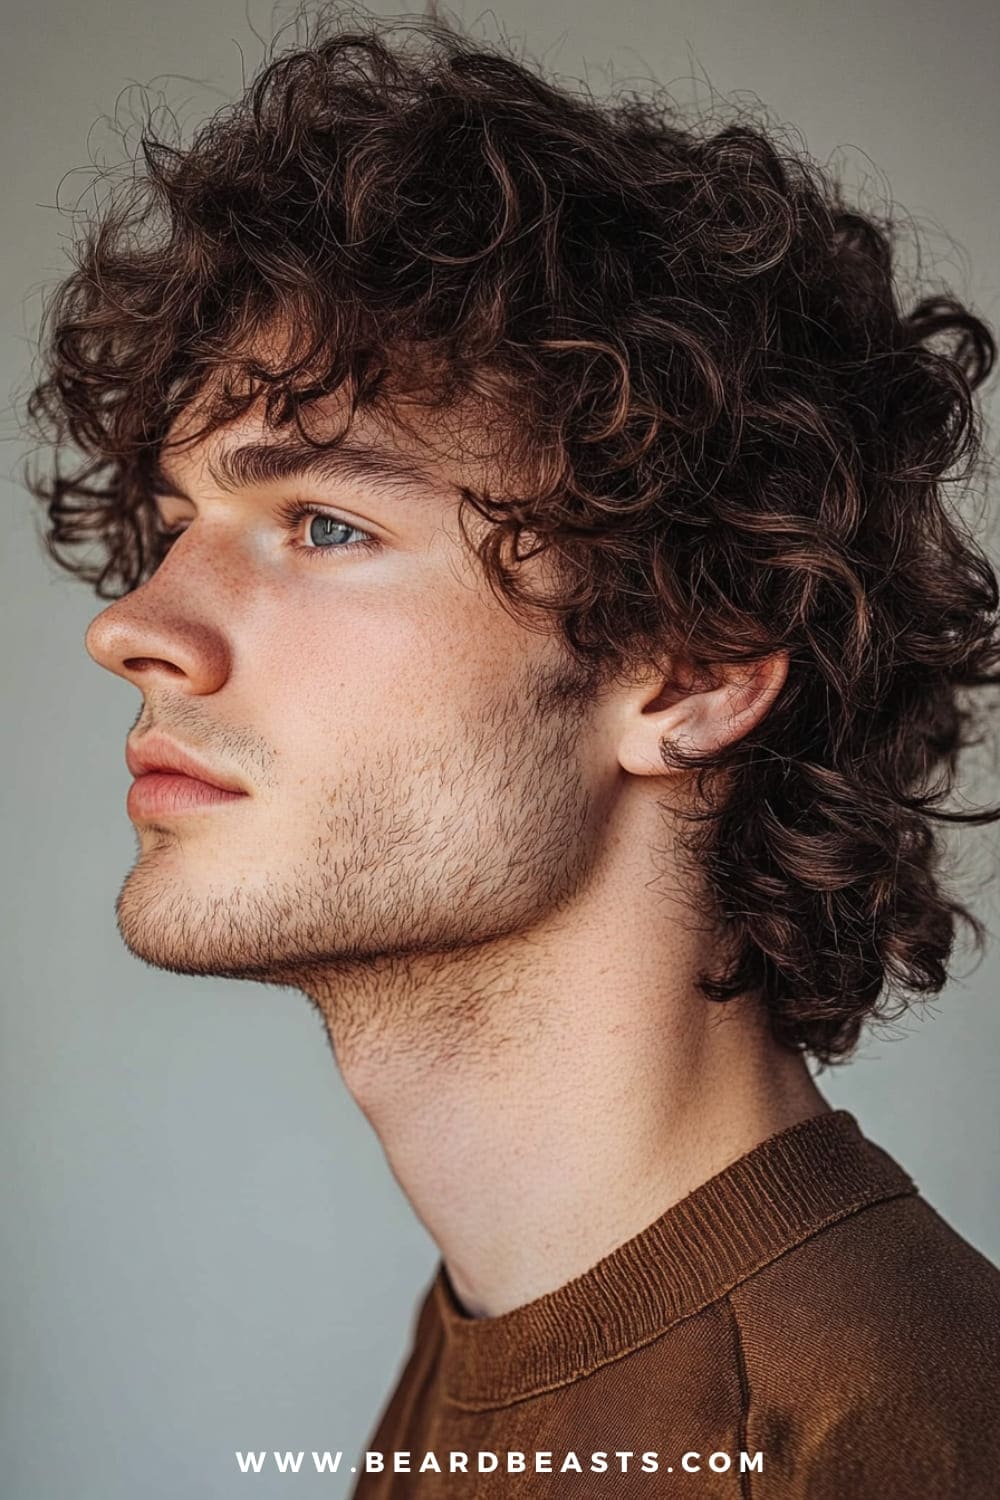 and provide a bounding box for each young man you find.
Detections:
[24,8,1000,1496]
